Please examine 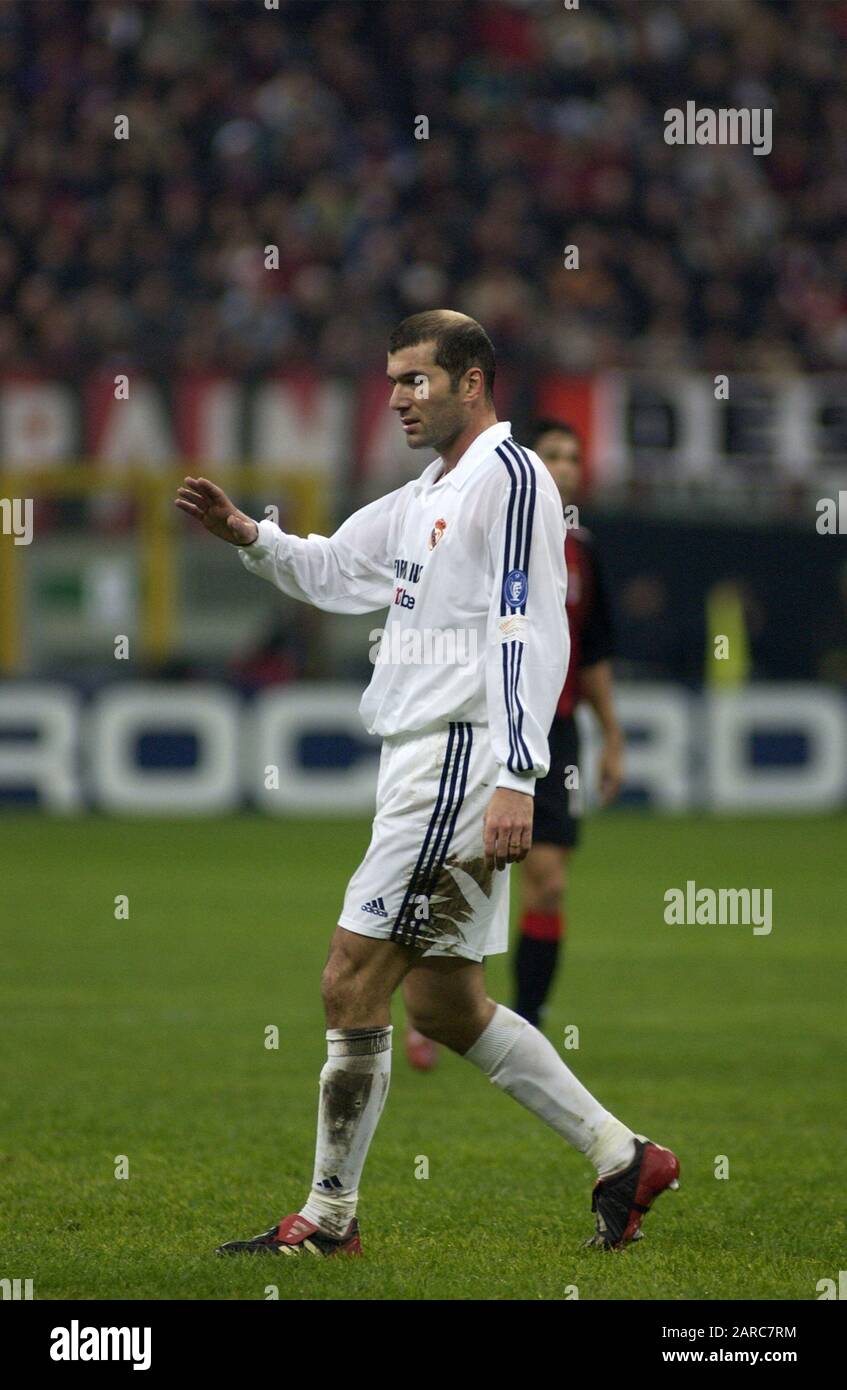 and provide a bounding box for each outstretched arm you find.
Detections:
[175,475,398,615]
